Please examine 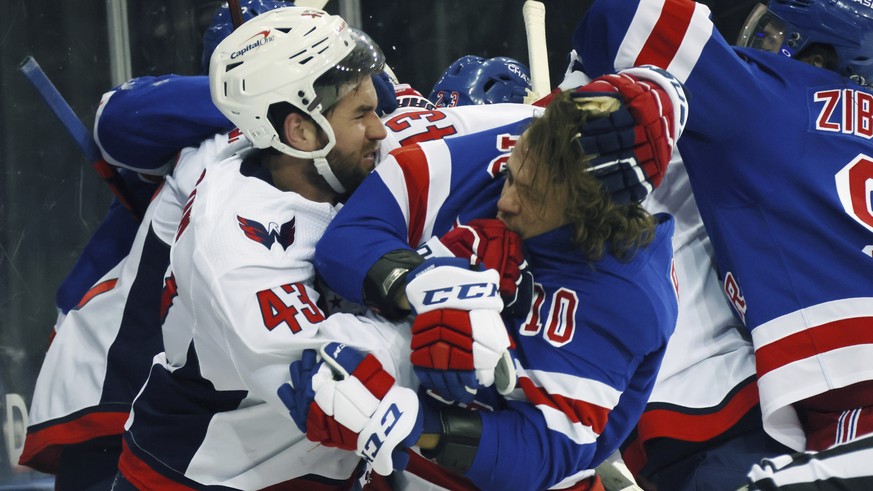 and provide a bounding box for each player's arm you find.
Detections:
[572,0,762,134]
[94,74,234,175]
[423,286,670,490]
[315,151,425,312]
